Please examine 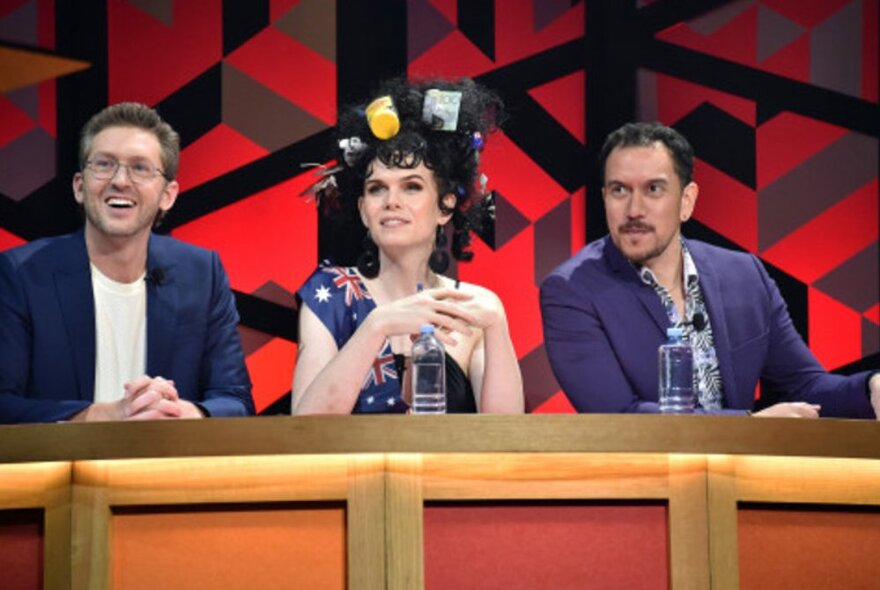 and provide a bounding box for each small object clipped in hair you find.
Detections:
[339,136,366,166]
[298,163,342,215]
[365,96,400,140]
[422,89,463,131]
[483,190,496,221]
[471,132,484,150]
